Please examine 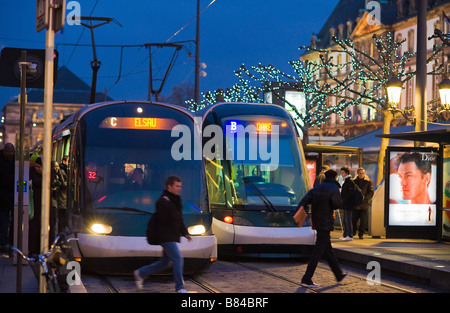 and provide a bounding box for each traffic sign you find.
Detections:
[36,0,49,32]
[0,48,58,88]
